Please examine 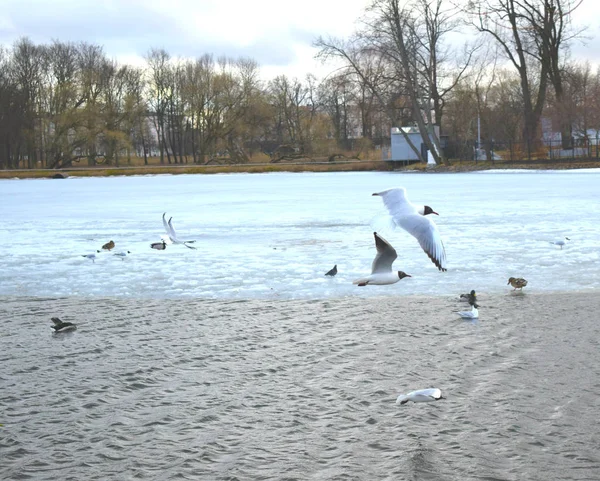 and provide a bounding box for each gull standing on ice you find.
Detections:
[113,251,131,259]
[81,253,97,263]
[162,213,197,249]
[457,303,479,319]
[372,188,447,271]
[353,232,411,286]
[550,237,570,249]
[396,388,444,405]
